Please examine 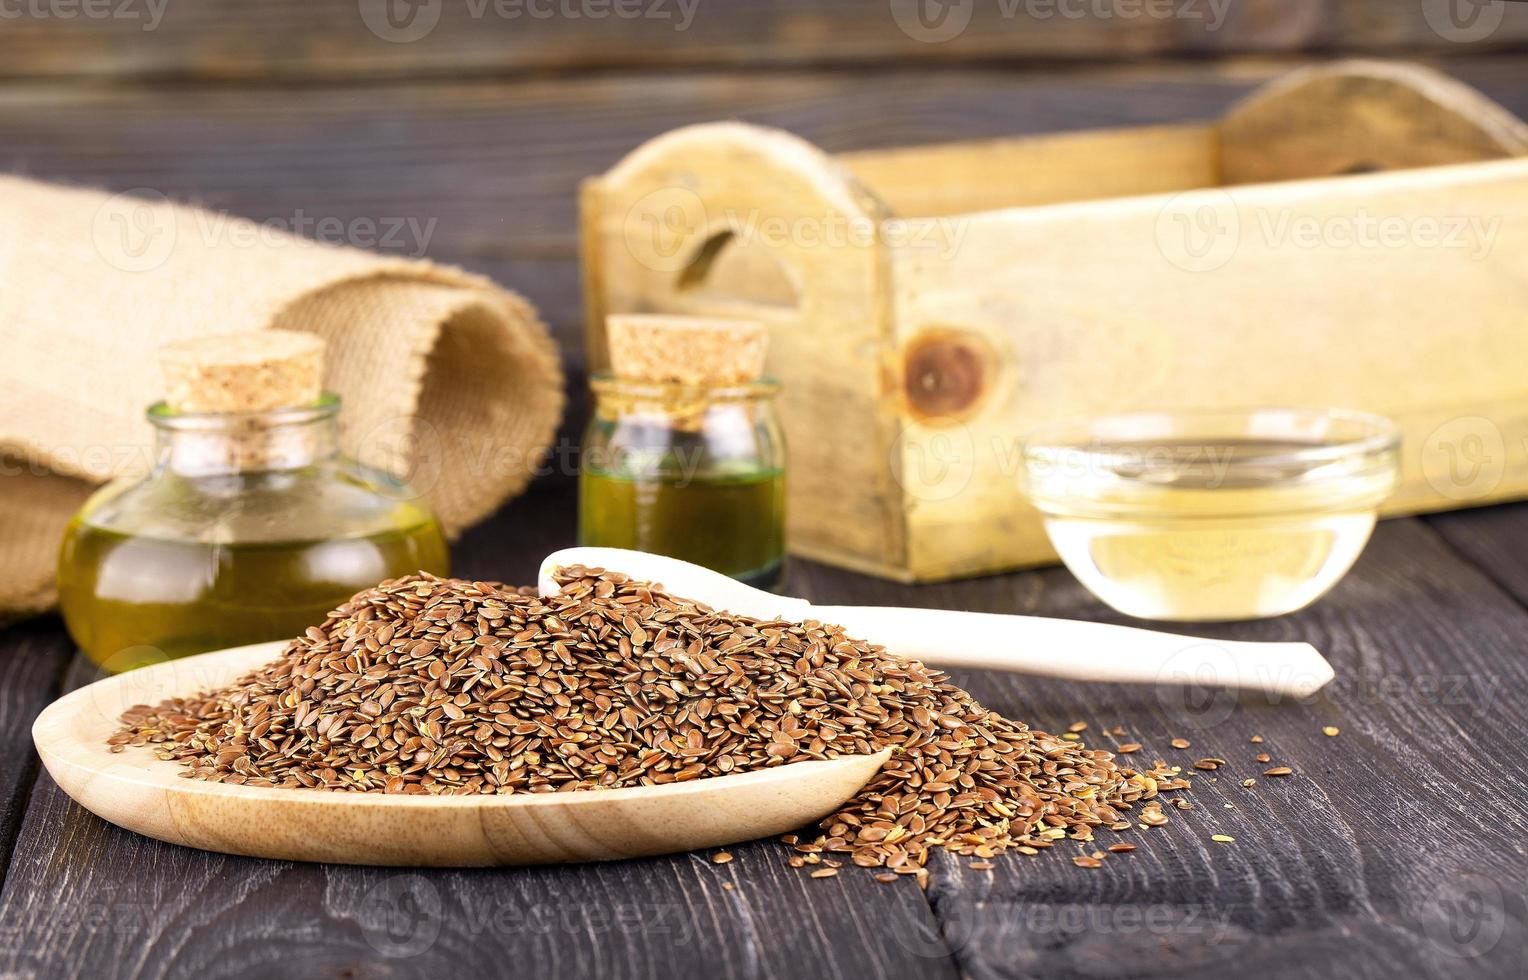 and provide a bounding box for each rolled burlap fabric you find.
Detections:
[0,176,565,620]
